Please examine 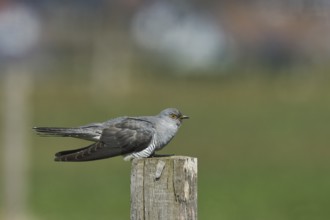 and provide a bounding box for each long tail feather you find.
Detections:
[33,127,77,136]
[32,127,100,141]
